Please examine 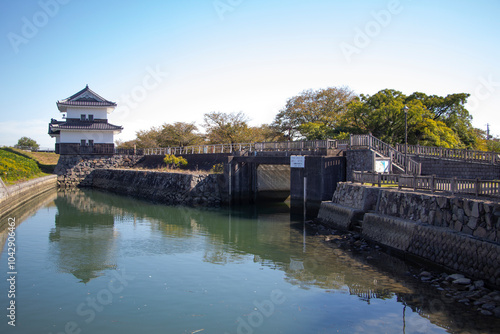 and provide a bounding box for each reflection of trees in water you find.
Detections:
[53,189,500,332]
